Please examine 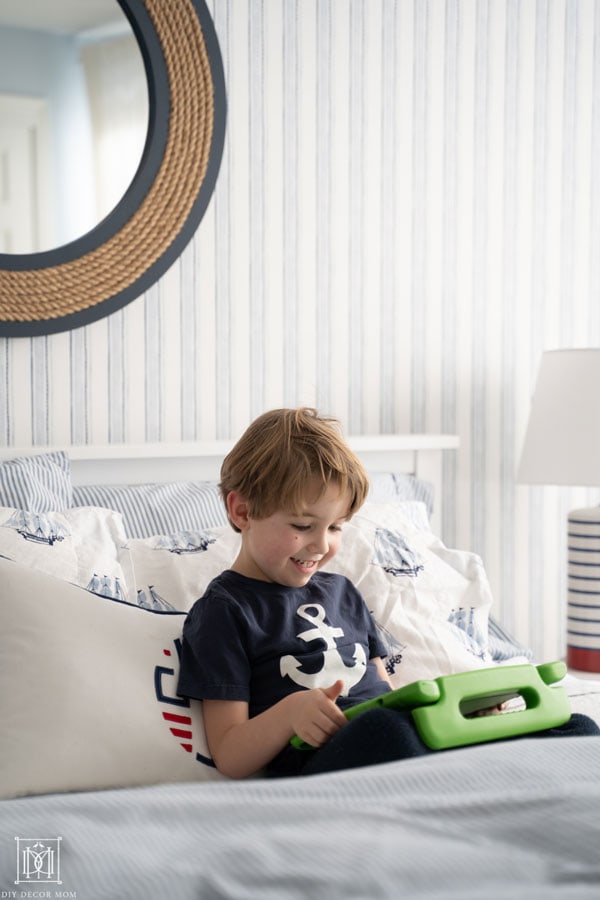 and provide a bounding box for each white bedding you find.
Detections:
[563,673,600,721]
[1,737,599,899]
